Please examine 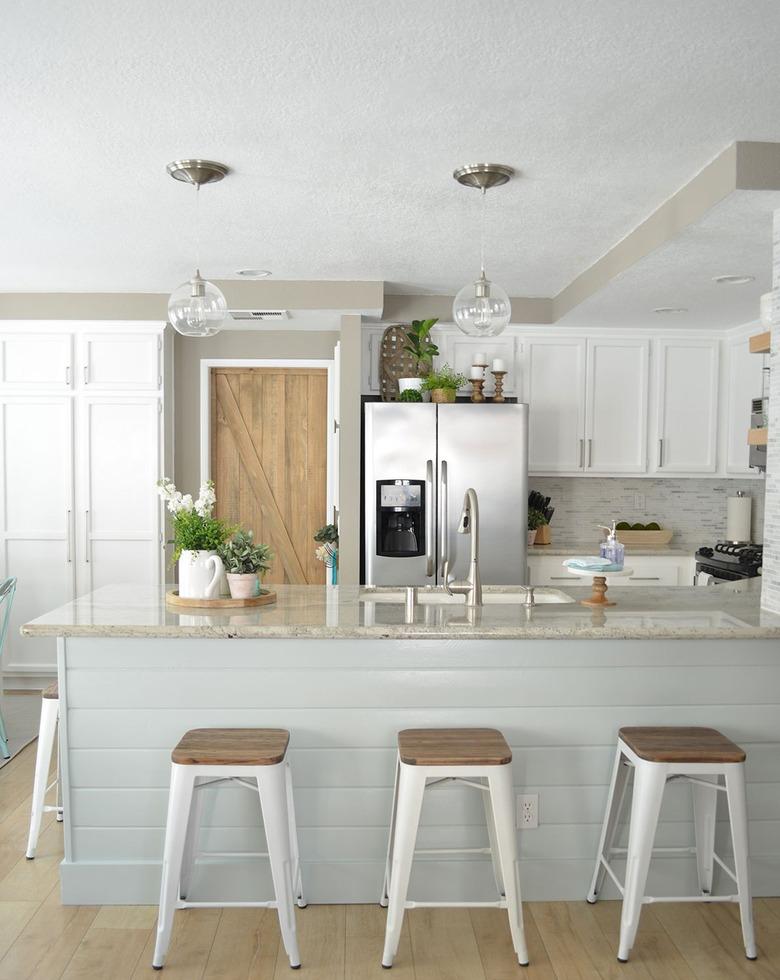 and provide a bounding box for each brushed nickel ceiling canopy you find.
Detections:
[453,163,515,191]
[166,159,230,186]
